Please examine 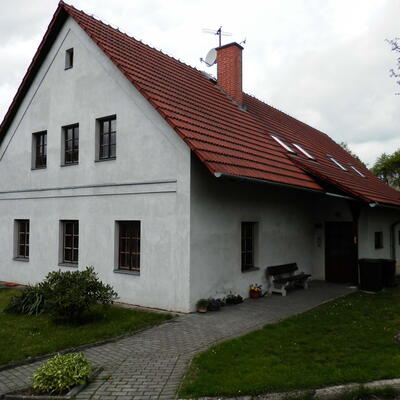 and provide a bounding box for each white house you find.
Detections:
[0,2,399,312]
